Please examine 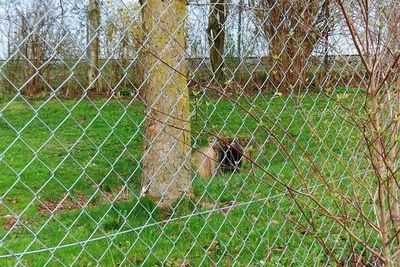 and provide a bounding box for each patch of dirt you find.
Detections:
[38,193,90,214]
[38,188,132,215]
[4,215,17,230]
[100,188,131,203]
[3,215,34,231]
